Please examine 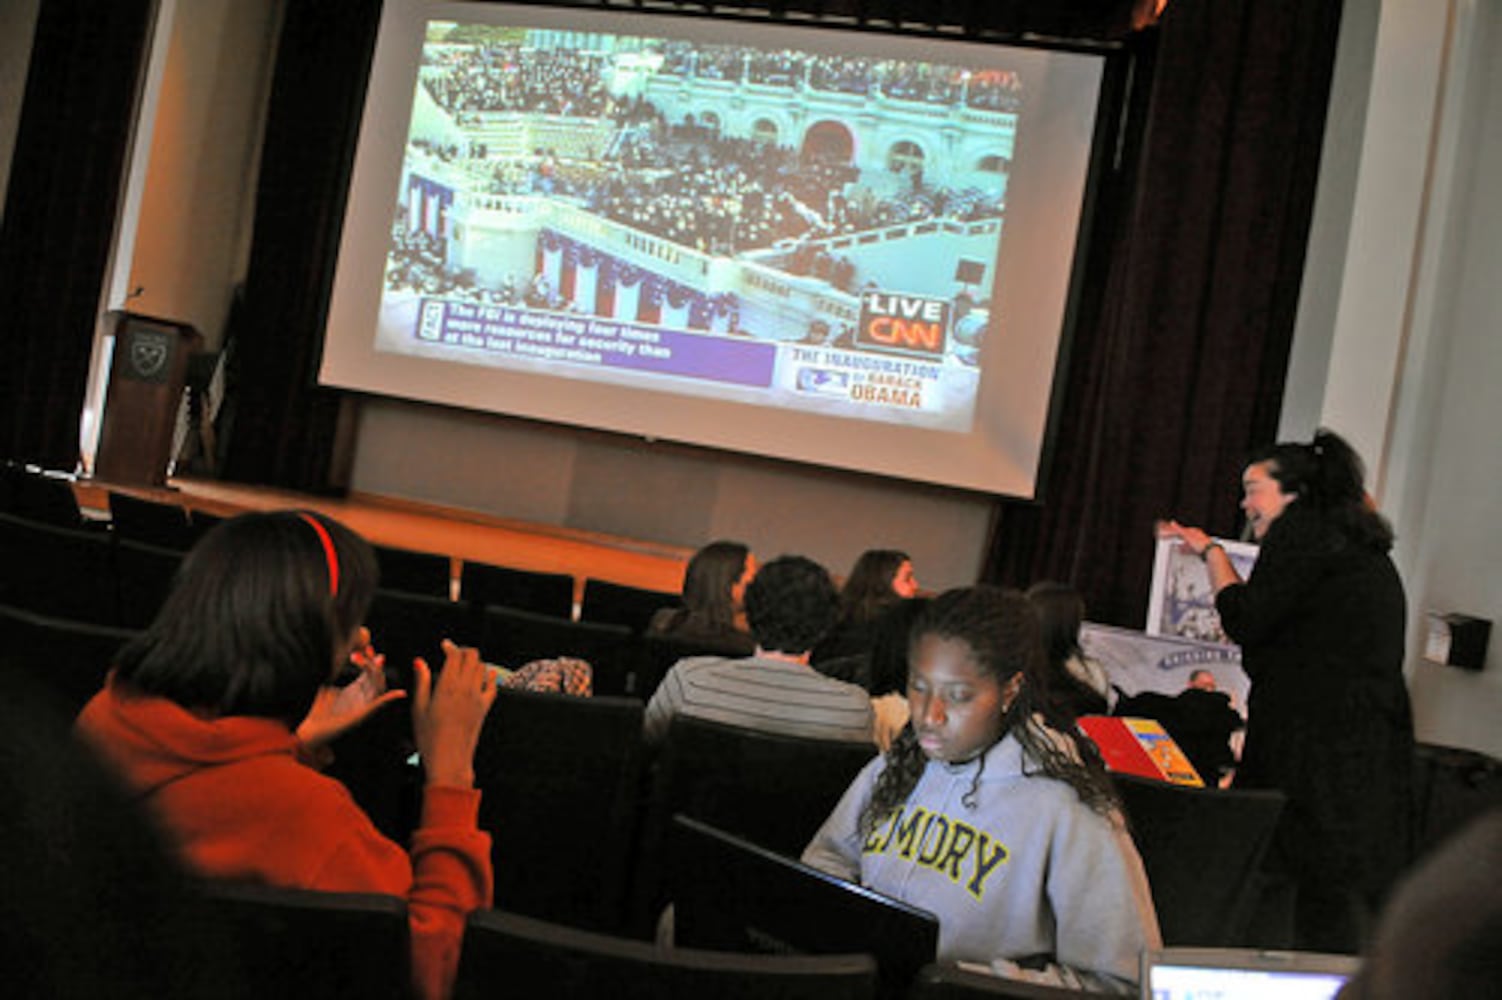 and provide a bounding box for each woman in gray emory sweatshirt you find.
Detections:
[803,586,1160,994]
